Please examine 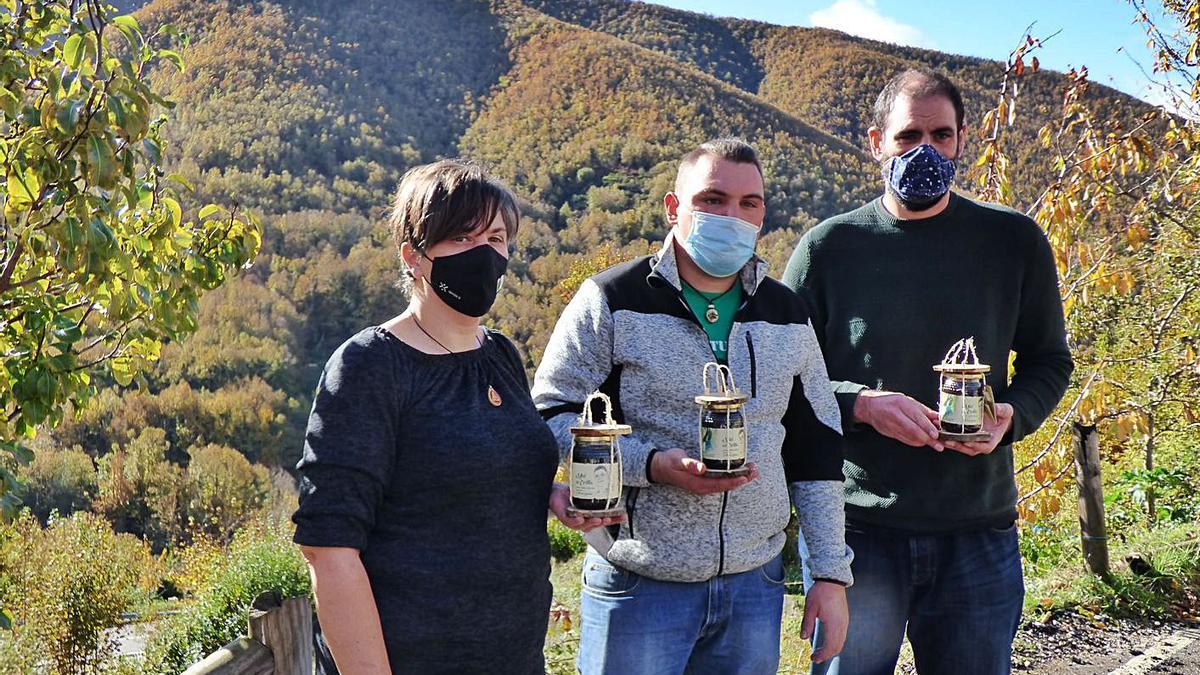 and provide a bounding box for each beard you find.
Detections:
[889,185,944,211]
